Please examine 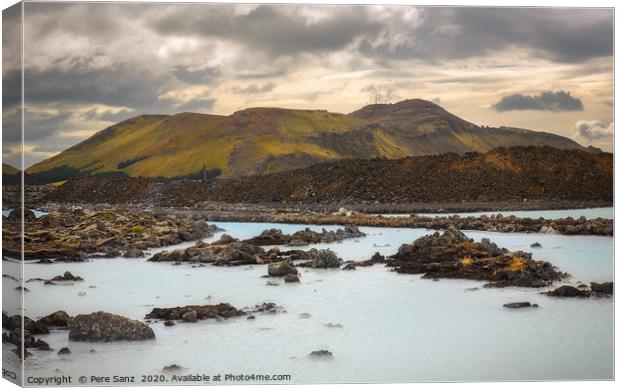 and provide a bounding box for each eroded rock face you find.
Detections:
[145,303,245,321]
[68,312,155,342]
[387,227,564,287]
